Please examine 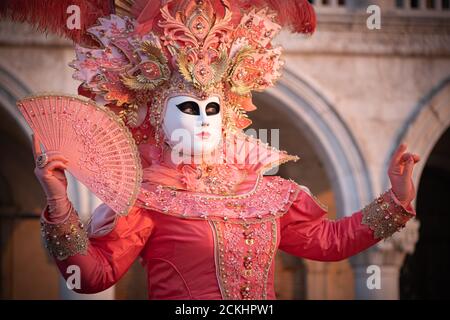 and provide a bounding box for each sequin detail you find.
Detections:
[212,219,278,299]
[362,189,415,239]
[41,205,88,261]
[136,176,299,222]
